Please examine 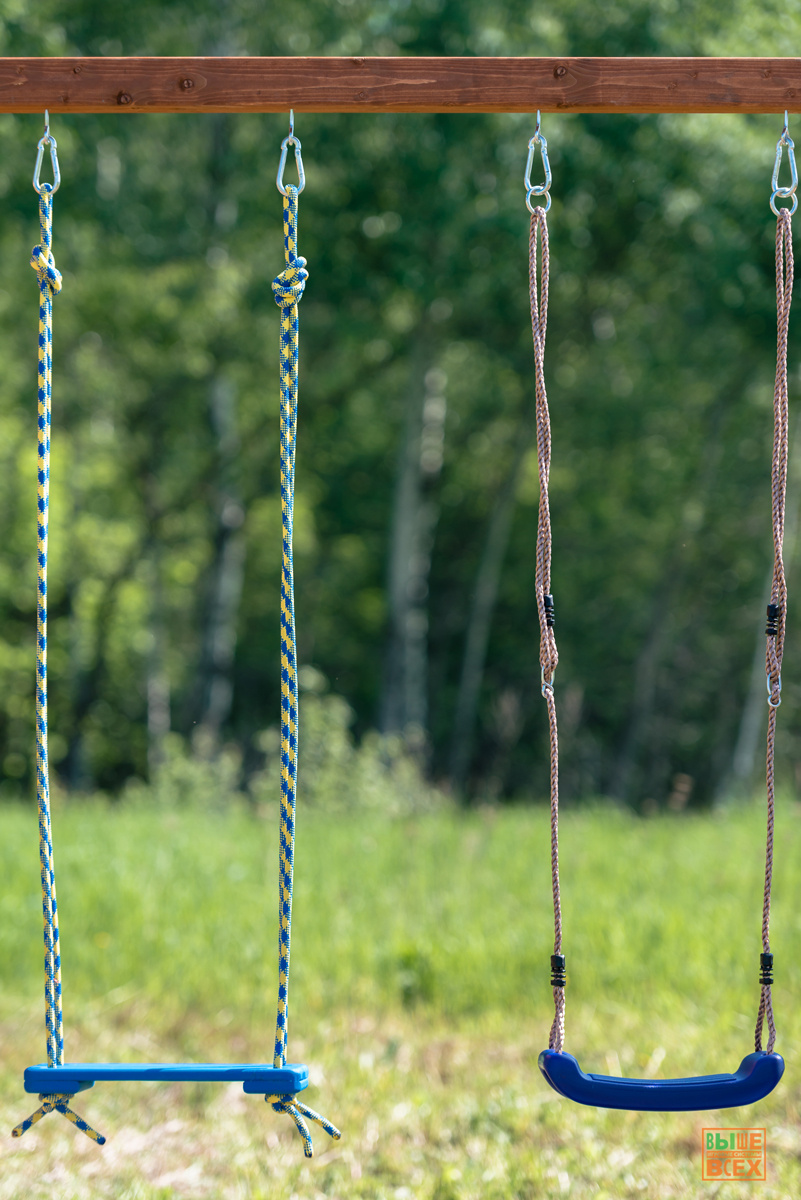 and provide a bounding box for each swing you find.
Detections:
[528,113,792,1112]
[12,114,340,1156]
